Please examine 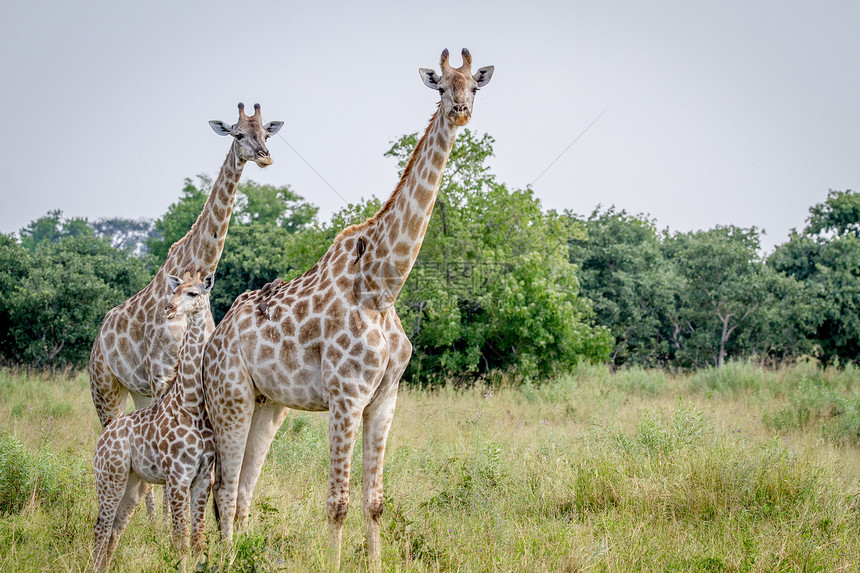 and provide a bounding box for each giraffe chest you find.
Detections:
[103,310,186,396]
